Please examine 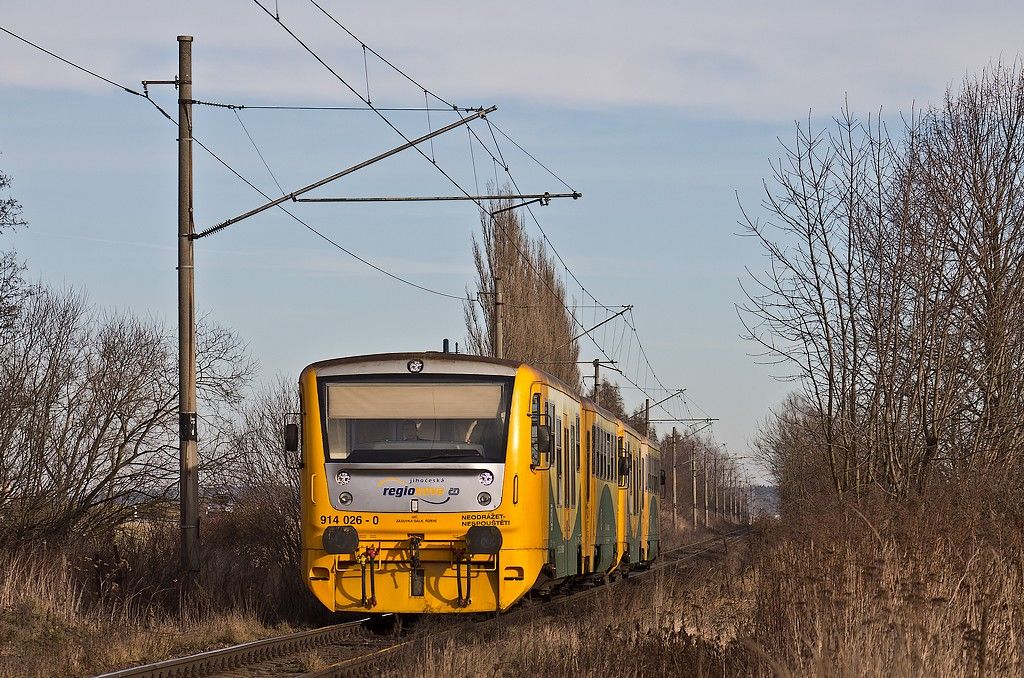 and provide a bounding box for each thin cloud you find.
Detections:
[3,1,1022,120]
